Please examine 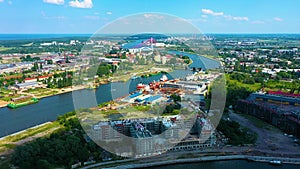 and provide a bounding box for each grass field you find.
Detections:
[264,80,300,93]
[0,46,12,52]
[0,94,22,102]
[24,87,59,98]
[225,74,261,91]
